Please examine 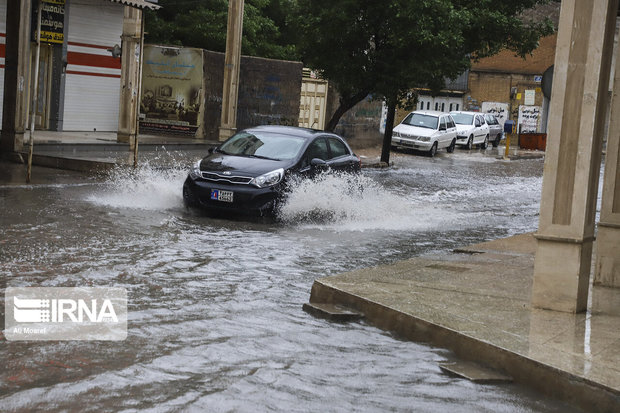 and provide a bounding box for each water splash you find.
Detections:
[86,162,188,210]
[277,173,470,232]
